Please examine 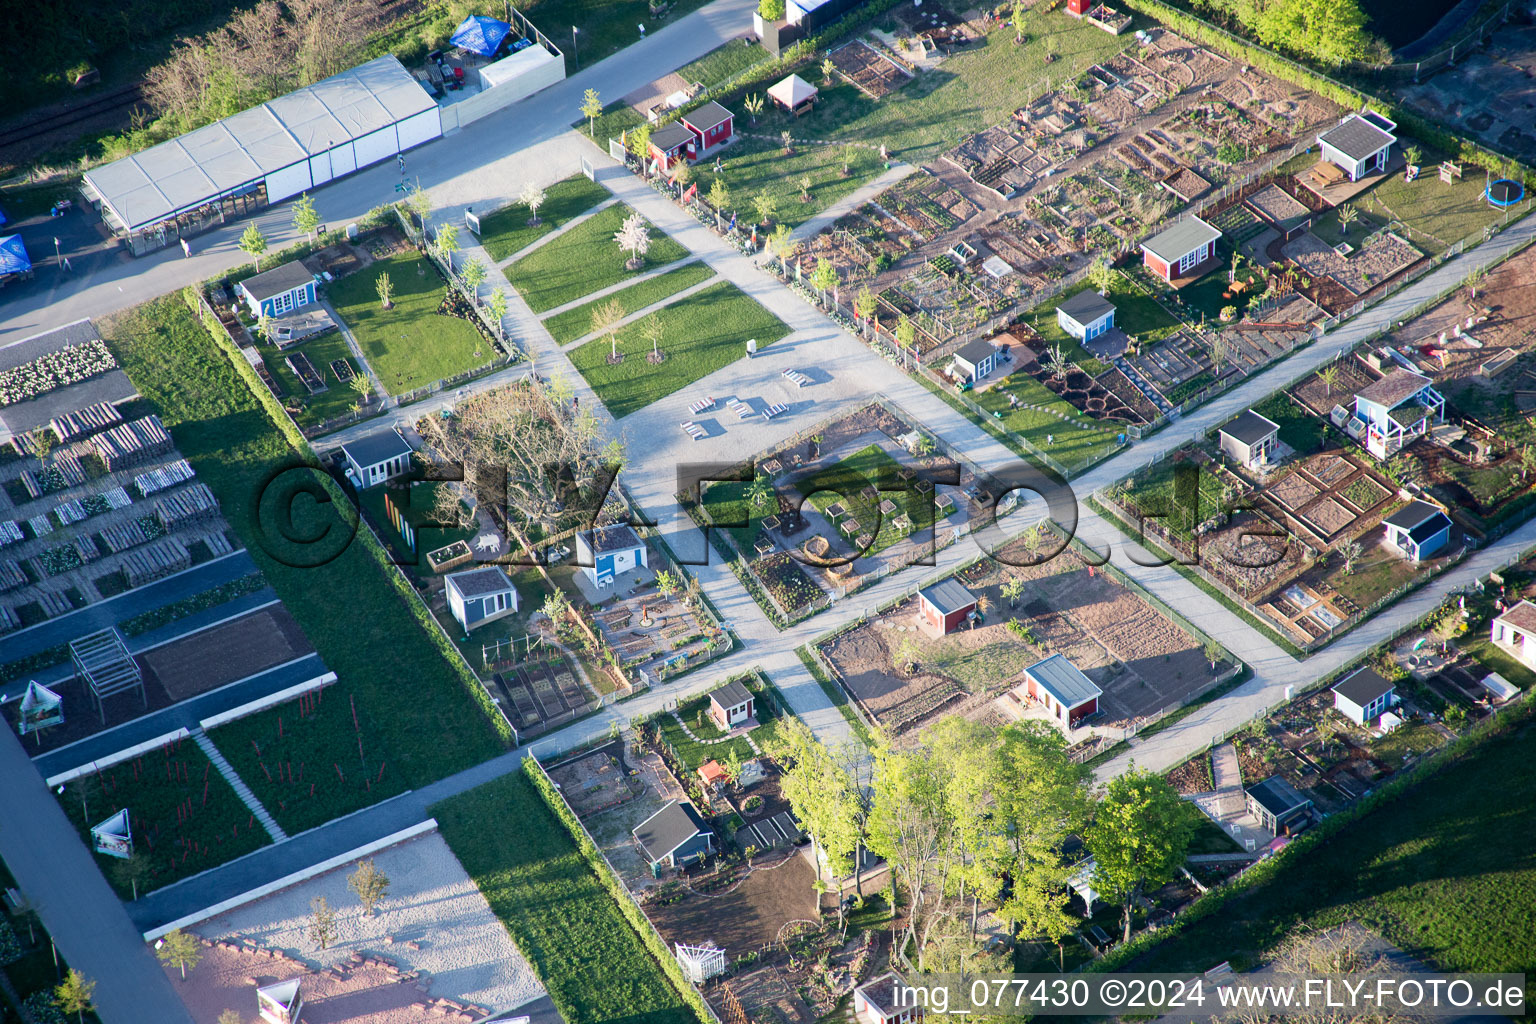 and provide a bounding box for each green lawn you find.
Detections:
[676,38,767,90]
[1026,275,1182,376]
[525,0,712,76]
[1179,801,1242,855]
[433,771,697,1024]
[962,371,1124,471]
[57,737,270,898]
[1121,708,1536,996]
[657,690,763,769]
[1251,391,1324,455]
[542,261,715,345]
[478,174,612,263]
[505,203,690,314]
[101,295,506,809]
[1116,458,1232,544]
[250,330,366,429]
[1364,151,1509,249]
[326,251,494,395]
[568,280,789,418]
[796,443,934,558]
